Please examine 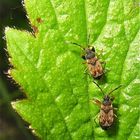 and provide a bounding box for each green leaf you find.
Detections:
[5,0,140,139]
